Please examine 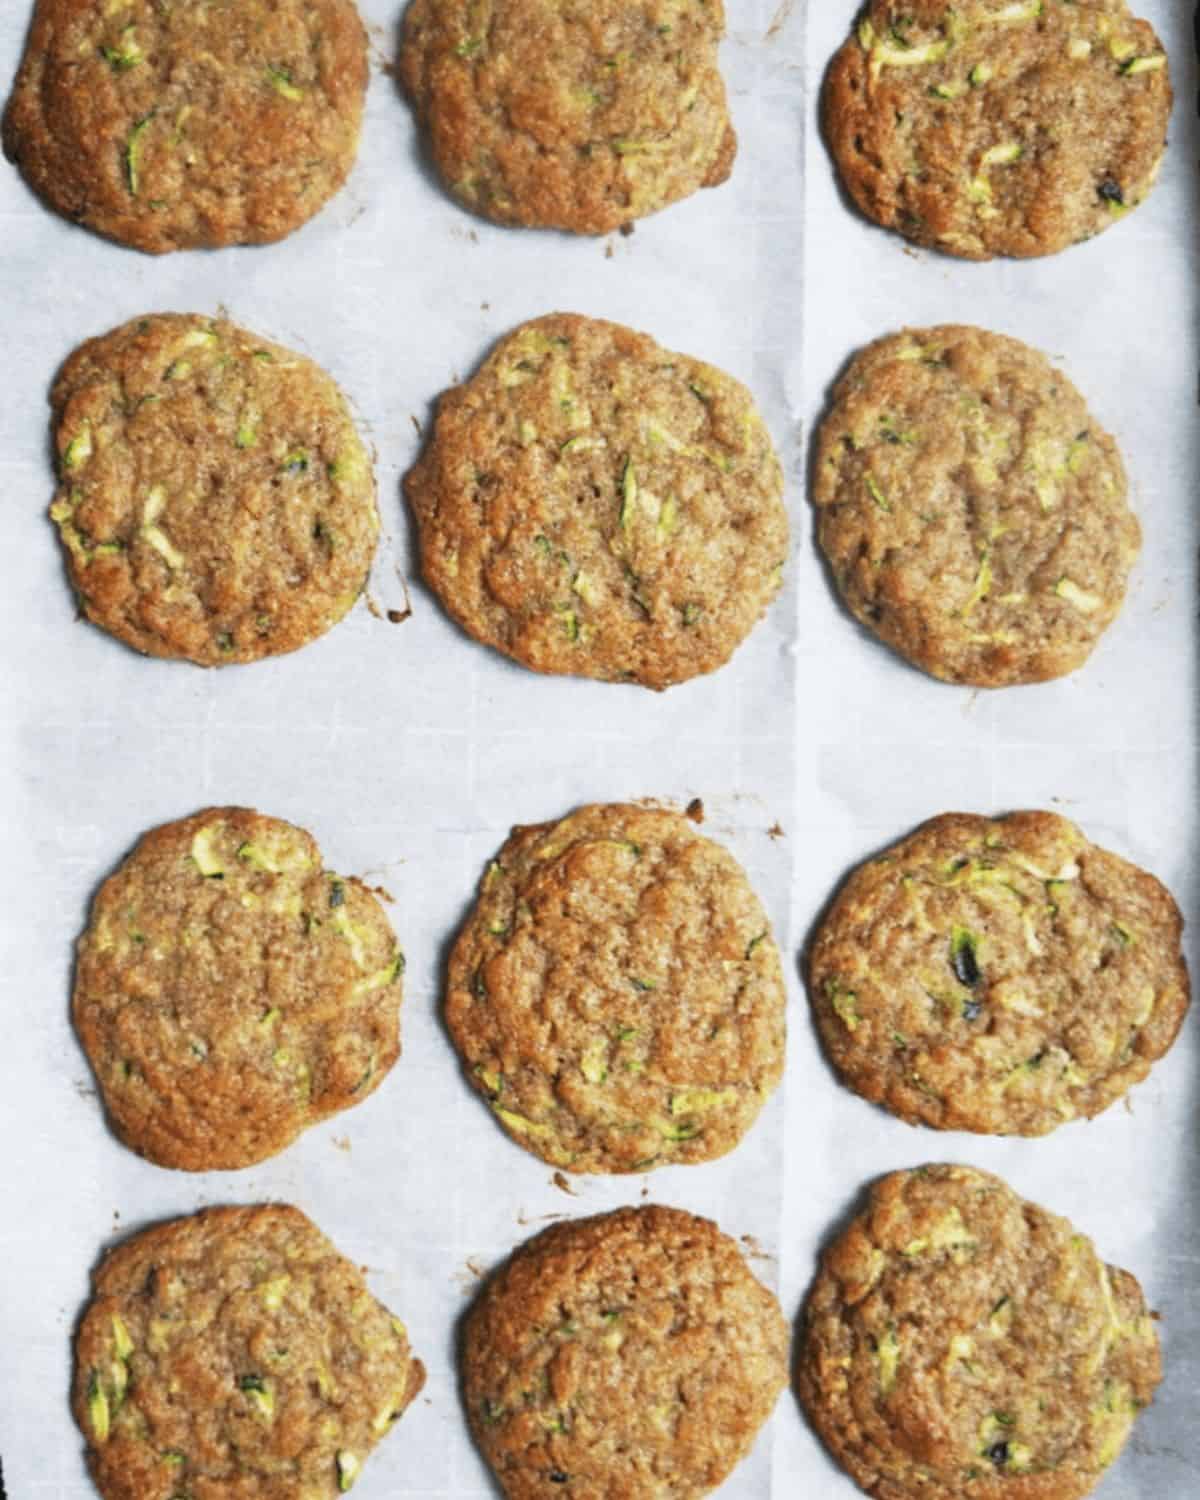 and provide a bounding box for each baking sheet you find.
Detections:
[0,2,1195,1496]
